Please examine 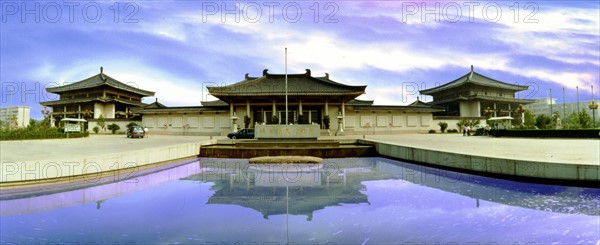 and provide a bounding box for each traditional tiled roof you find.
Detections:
[347,99,374,106]
[46,67,155,96]
[428,95,535,105]
[348,99,445,112]
[40,97,147,107]
[207,69,366,98]
[131,106,227,114]
[145,99,167,109]
[420,66,528,95]
[200,100,229,107]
